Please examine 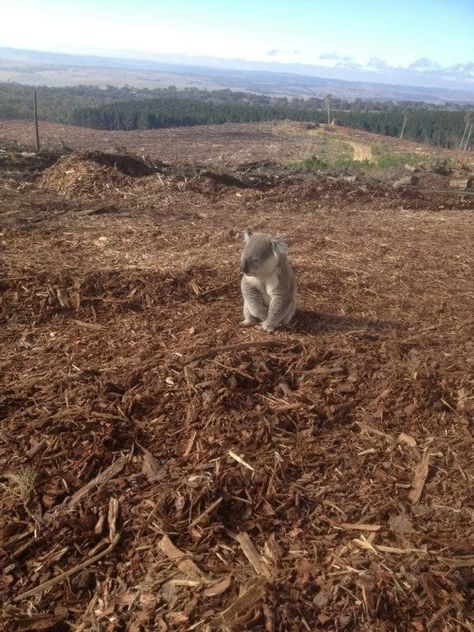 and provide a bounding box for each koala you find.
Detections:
[240,229,297,332]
